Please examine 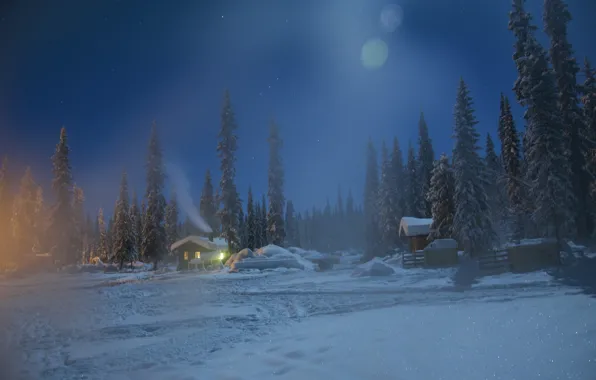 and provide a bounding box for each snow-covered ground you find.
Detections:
[1,263,595,380]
